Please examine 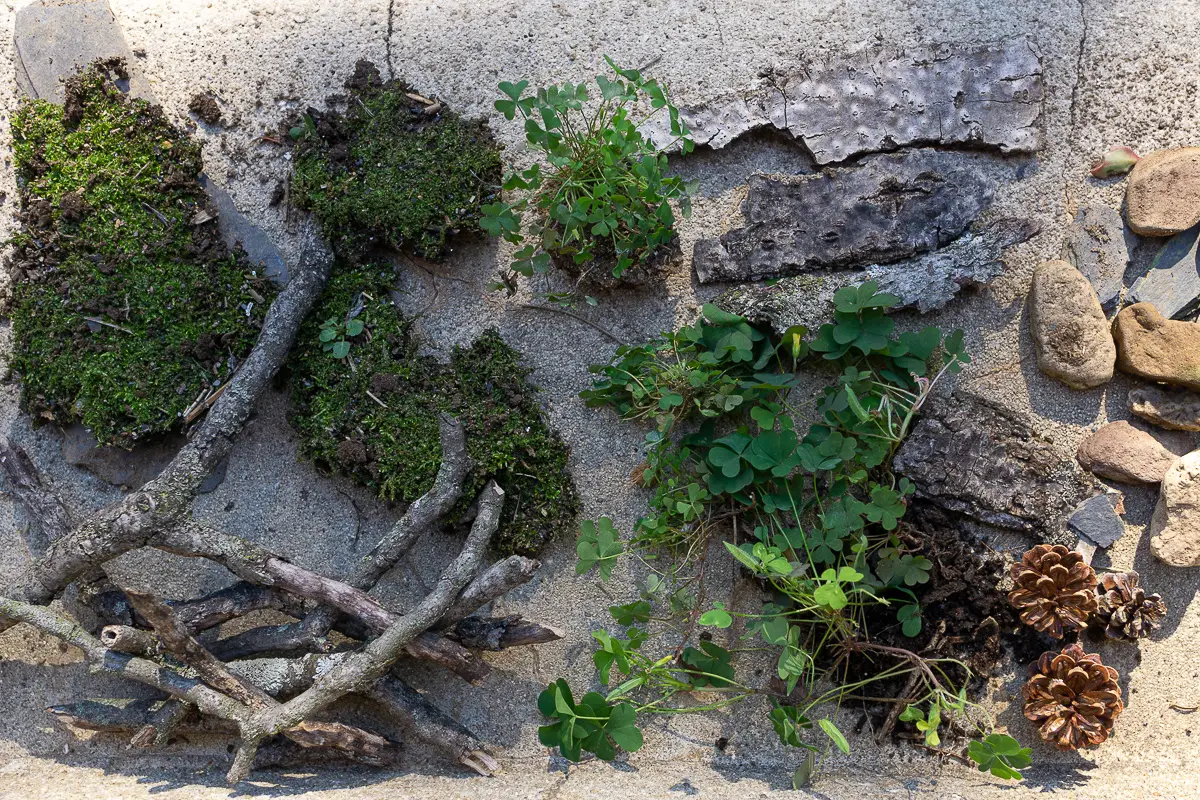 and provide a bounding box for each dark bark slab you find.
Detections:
[893,394,1100,543]
[693,150,995,284]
